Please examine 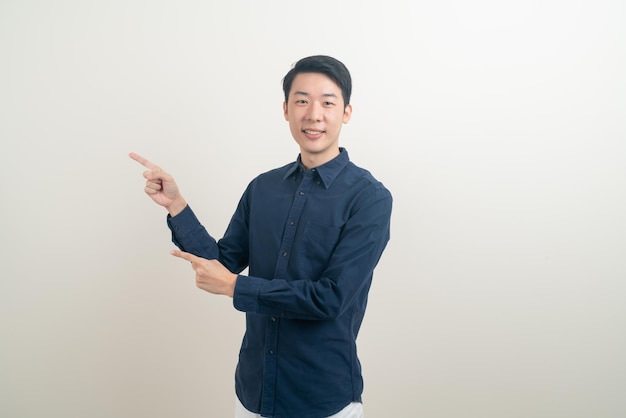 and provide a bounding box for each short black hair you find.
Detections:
[282,55,352,108]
